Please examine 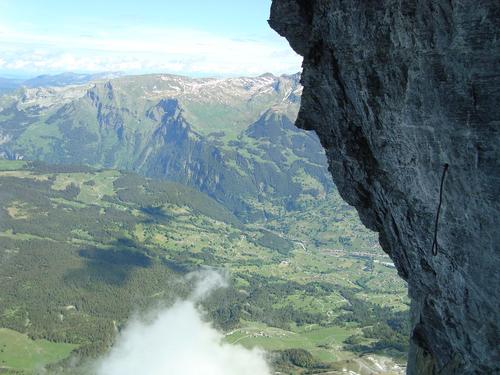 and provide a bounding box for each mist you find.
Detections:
[95,270,271,375]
